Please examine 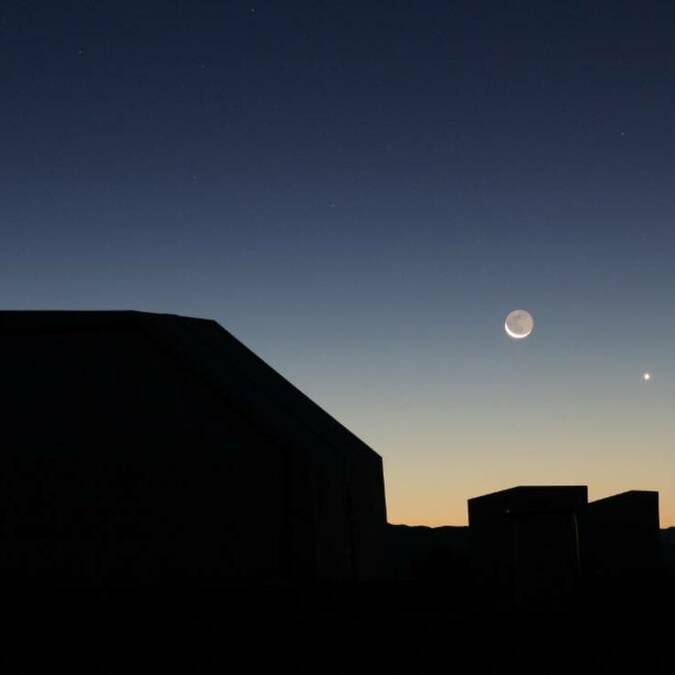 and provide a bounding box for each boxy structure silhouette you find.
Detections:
[581,490,660,577]
[0,309,665,605]
[468,486,587,606]
[0,311,386,586]
[468,485,661,607]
